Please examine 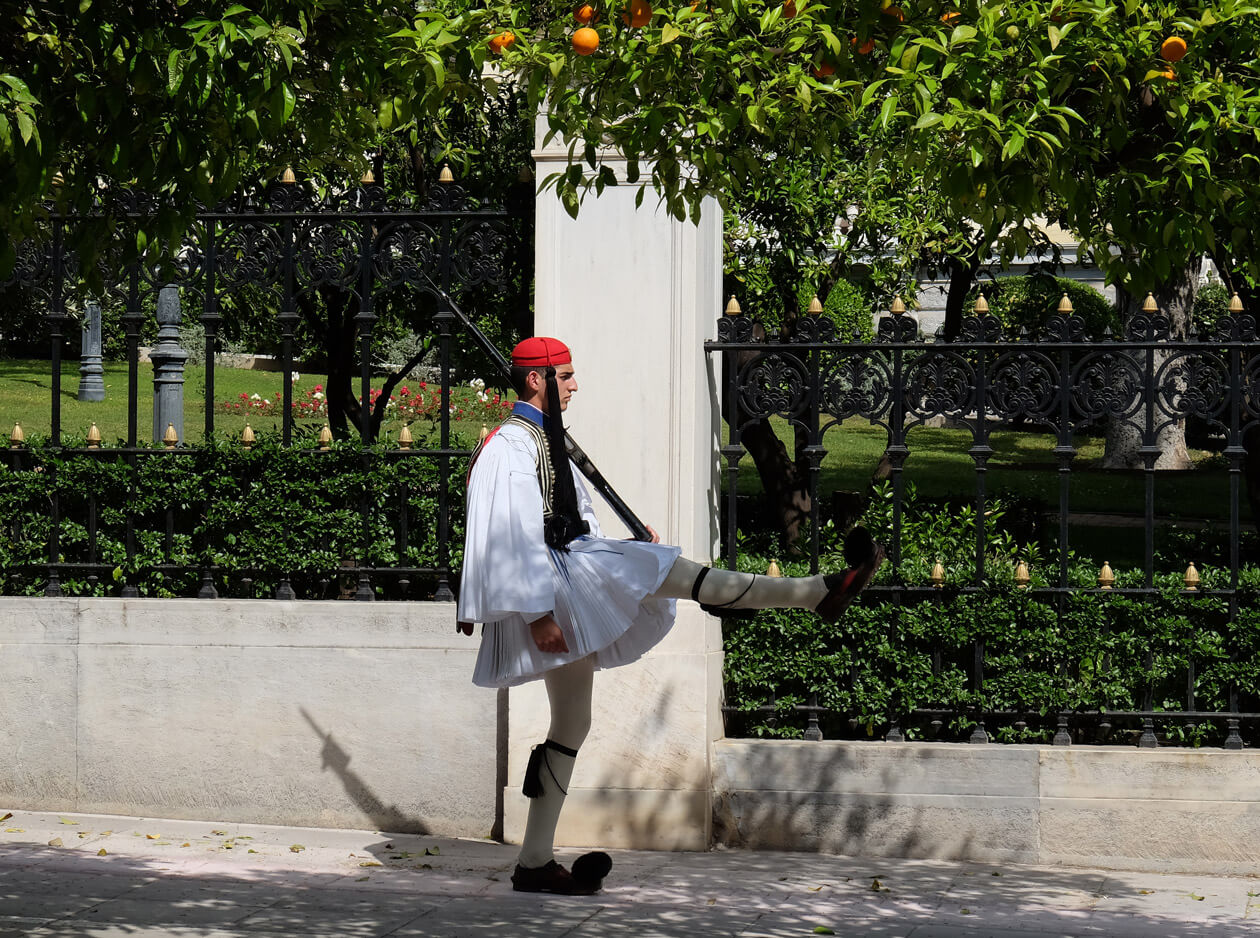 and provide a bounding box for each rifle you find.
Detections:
[434,289,653,543]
